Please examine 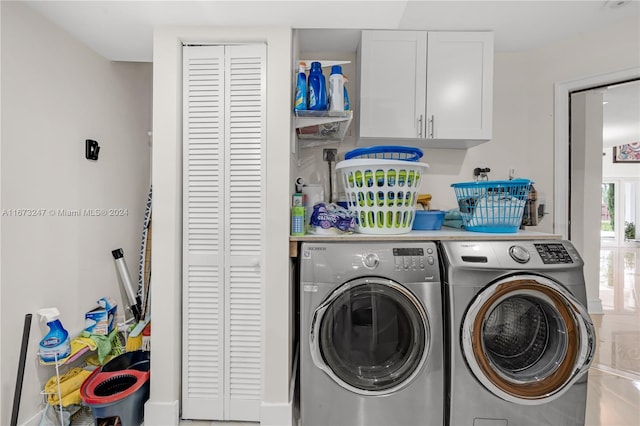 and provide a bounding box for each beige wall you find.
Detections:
[0,2,152,424]
[296,15,640,238]
[150,25,292,425]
